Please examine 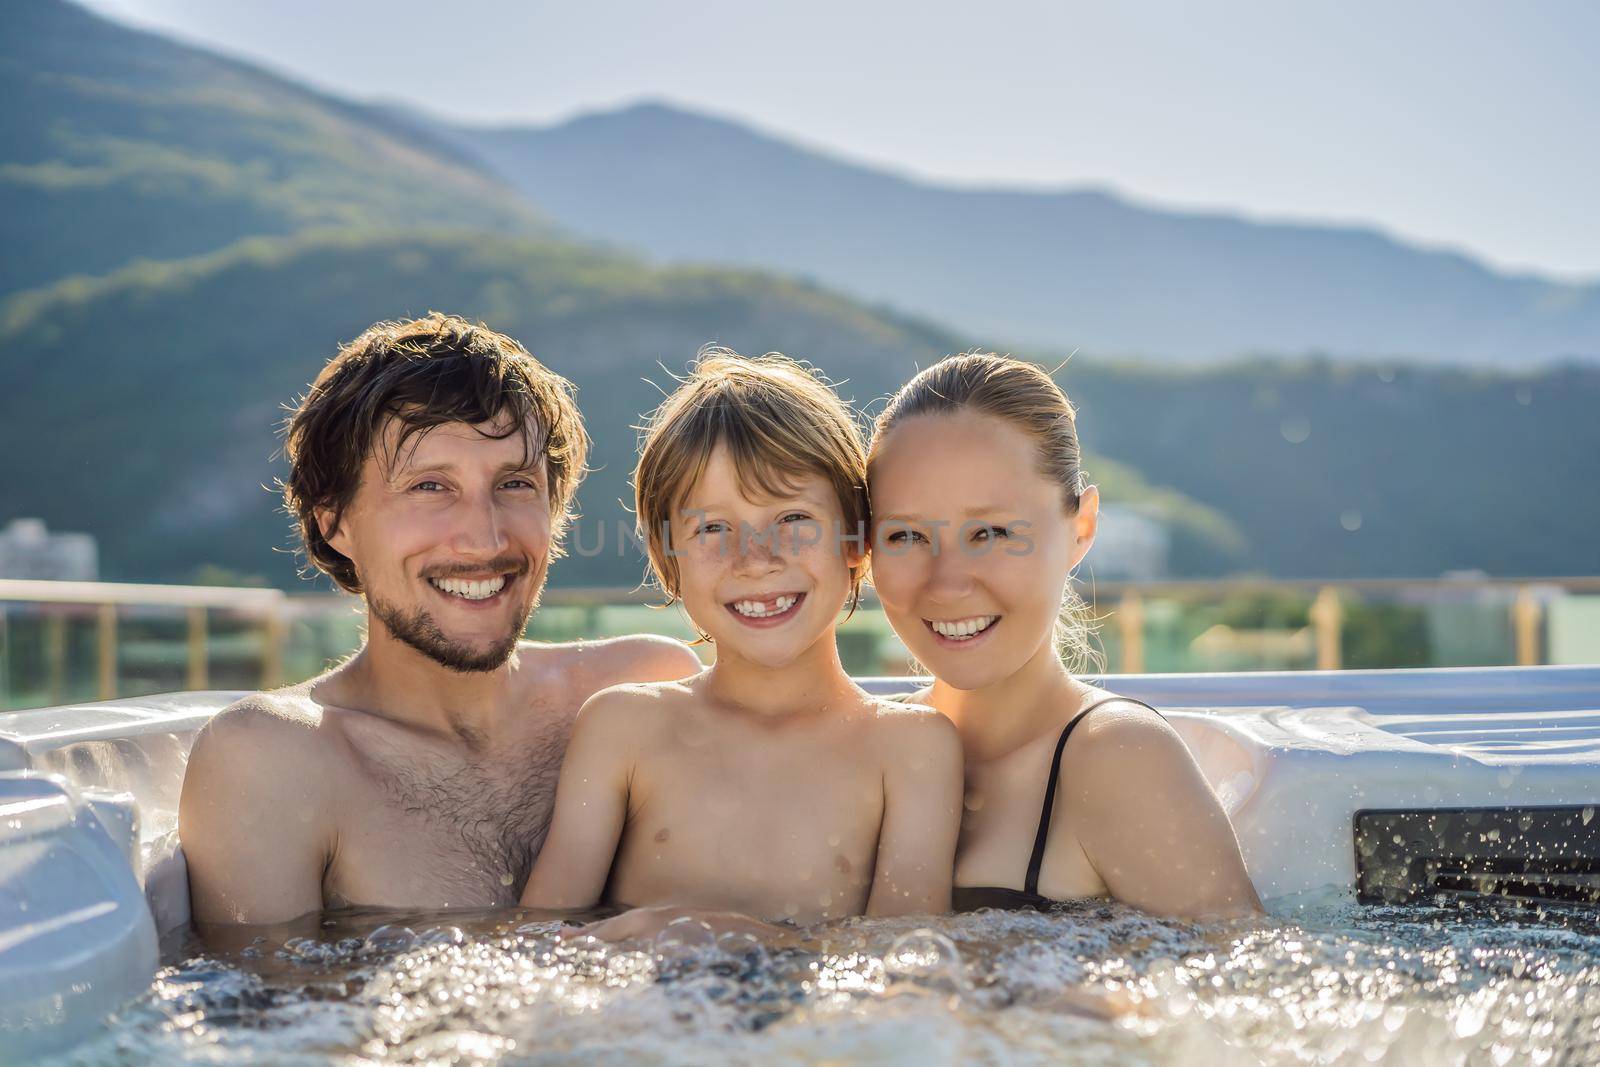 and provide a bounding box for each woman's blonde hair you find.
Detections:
[867,351,1101,671]
[635,346,870,613]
